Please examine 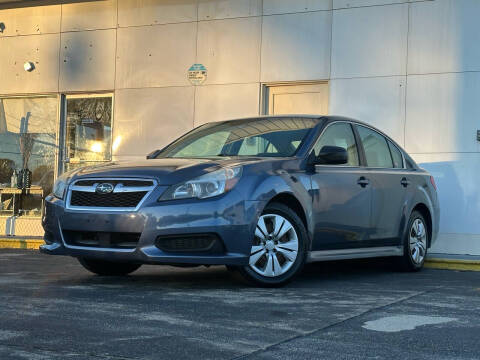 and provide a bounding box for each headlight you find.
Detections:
[159,167,242,201]
[52,173,69,199]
